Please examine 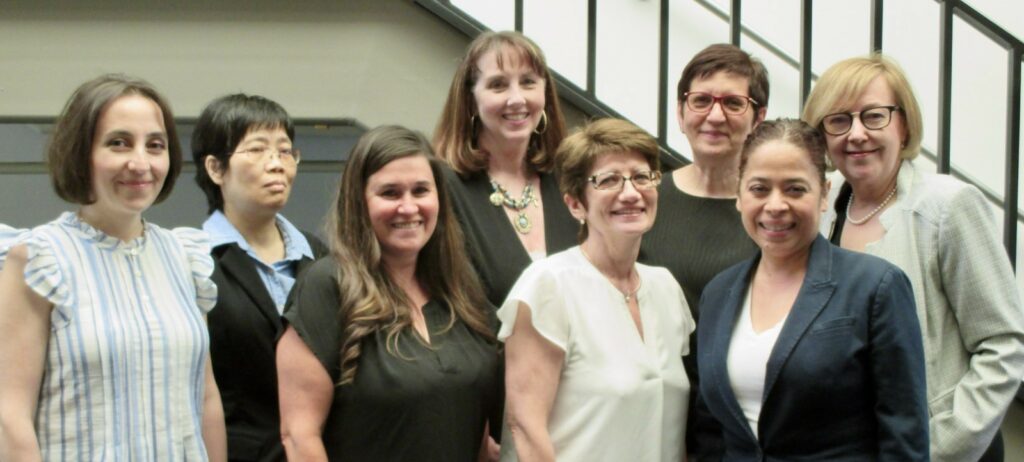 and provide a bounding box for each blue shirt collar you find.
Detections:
[202,210,314,262]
